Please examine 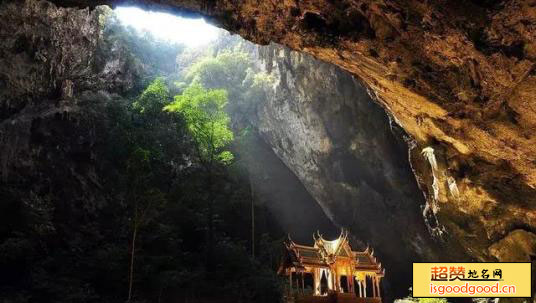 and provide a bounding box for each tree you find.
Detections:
[164,83,234,266]
[133,77,170,117]
[185,51,251,102]
[183,51,273,258]
[164,83,233,167]
[126,148,166,302]
[184,50,273,130]
[126,78,172,302]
